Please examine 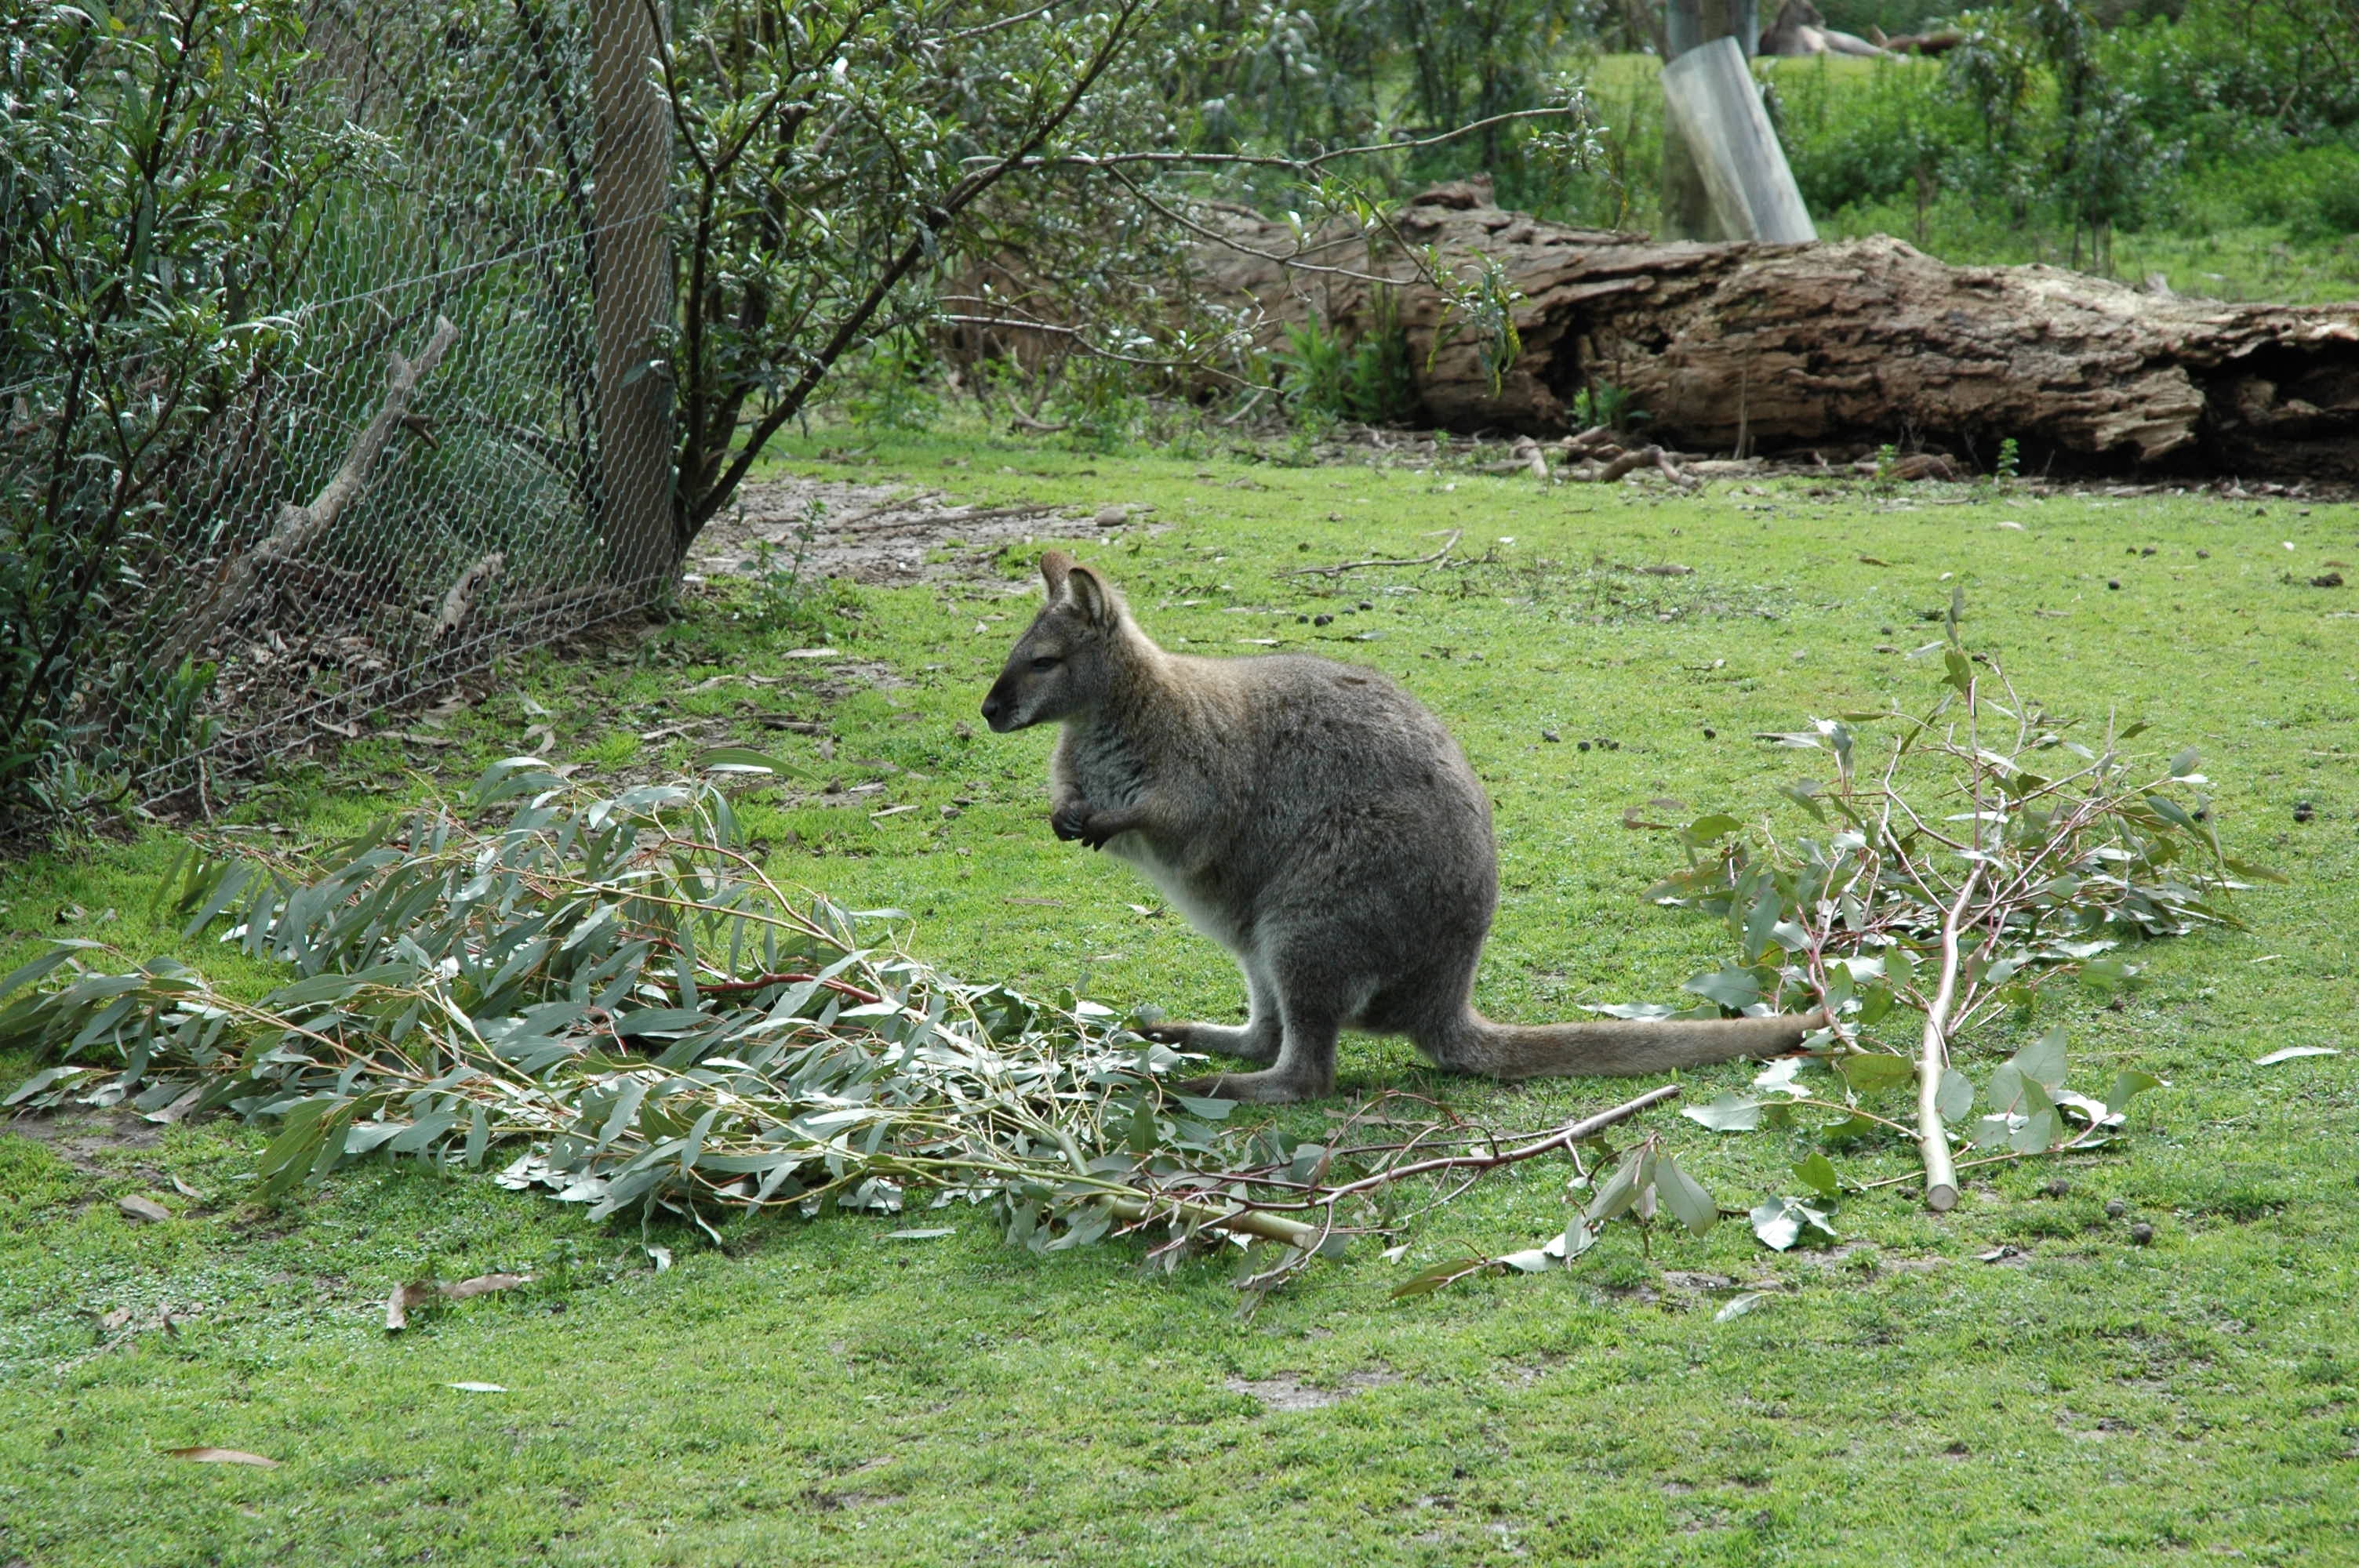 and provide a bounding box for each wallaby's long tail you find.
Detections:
[1447,1010,1826,1080]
